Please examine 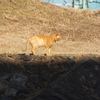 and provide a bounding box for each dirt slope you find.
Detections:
[0,0,100,56]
